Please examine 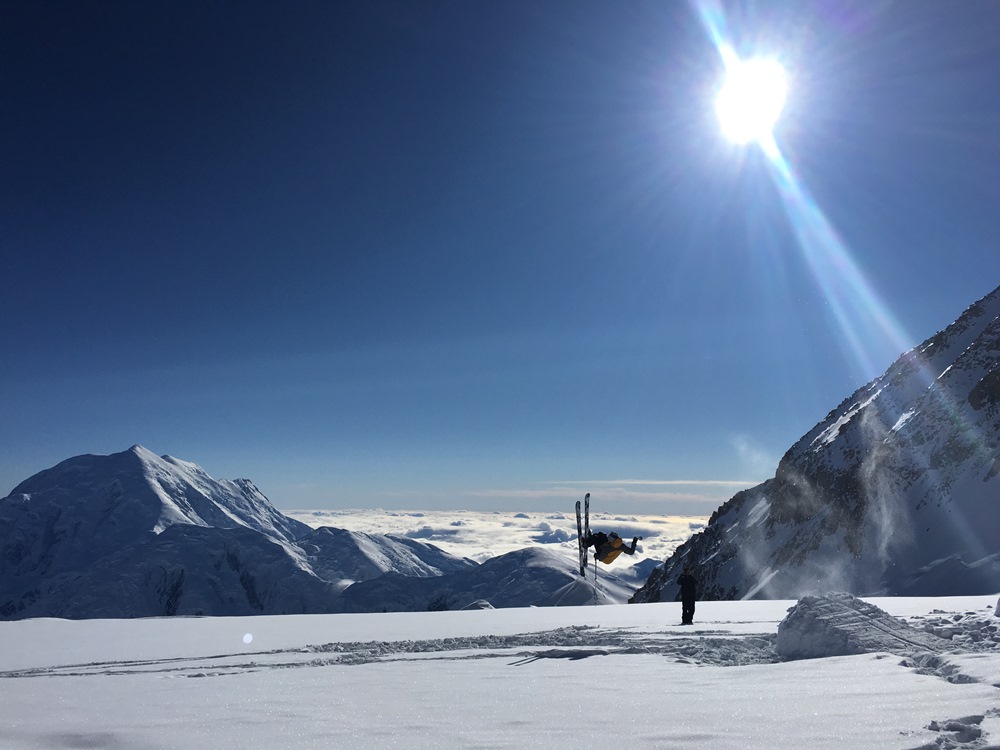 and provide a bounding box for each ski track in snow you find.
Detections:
[0,625,780,679]
[5,609,999,684]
